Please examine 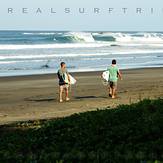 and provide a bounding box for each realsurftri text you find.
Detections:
[7,7,163,15]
